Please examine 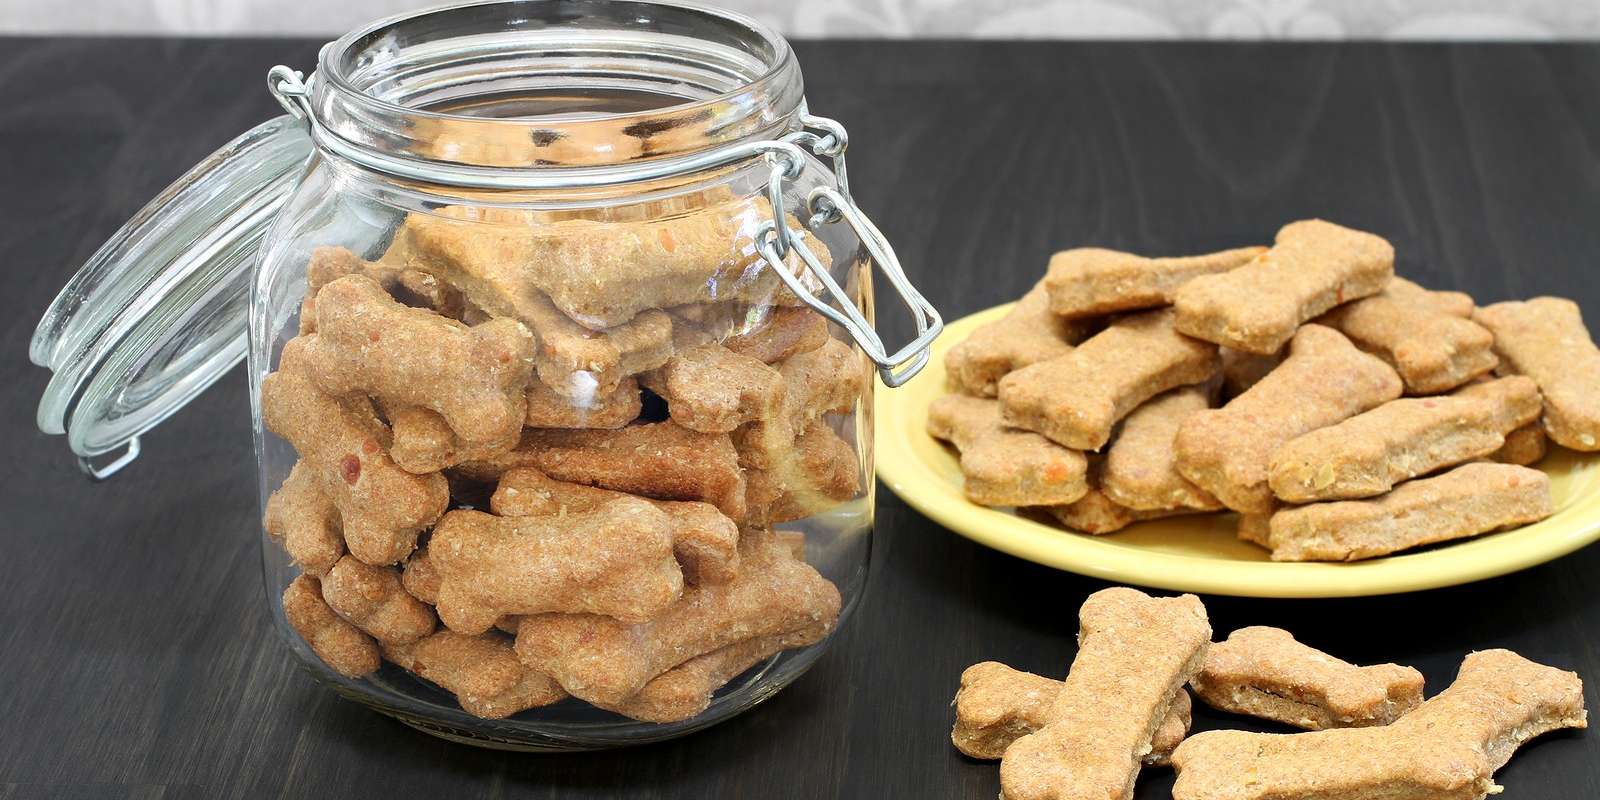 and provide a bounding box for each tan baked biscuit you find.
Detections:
[523,376,640,429]
[1473,296,1600,450]
[1492,422,1548,466]
[927,394,1090,507]
[383,630,566,720]
[1102,387,1222,511]
[1045,246,1265,320]
[1045,487,1198,535]
[944,282,1089,397]
[734,338,864,470]
[299,245,464,334]
[599,622,830,723]
[1236,511,1274,549]
[283,574,380,679]
[384,403,521,475]
[321,556,437,646]
[640,343,785,433]
[1318,276,1497,394]
[263,460,345,576]
[1220,346,1282,399]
